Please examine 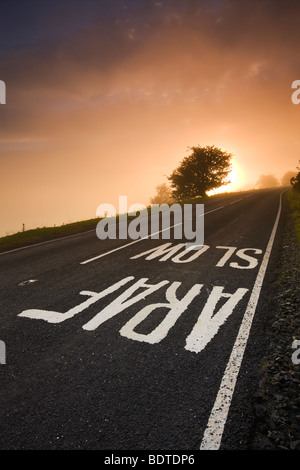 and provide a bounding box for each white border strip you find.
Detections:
[199,190,285,450]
